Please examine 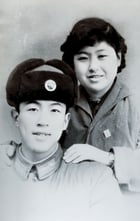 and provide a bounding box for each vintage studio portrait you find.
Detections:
[0,0,140,221]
